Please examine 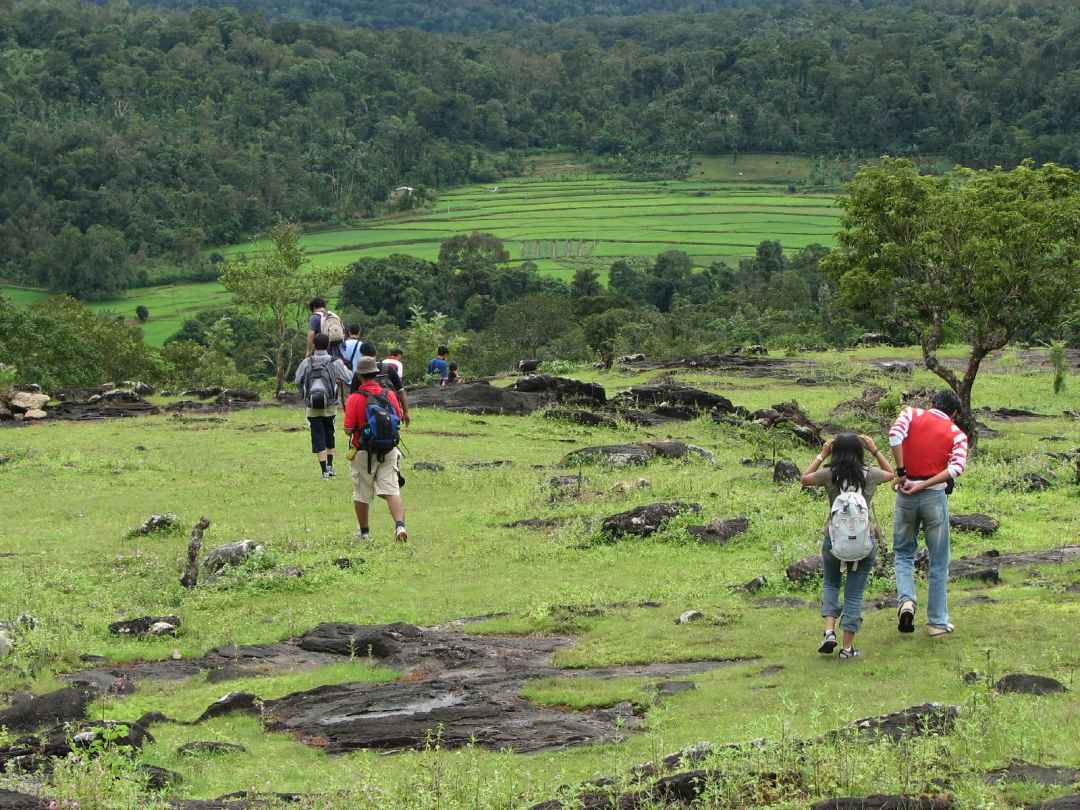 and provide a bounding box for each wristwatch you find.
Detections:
[897,466,907,478]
